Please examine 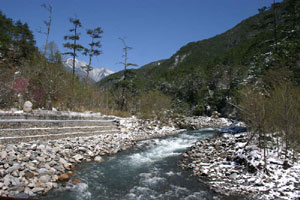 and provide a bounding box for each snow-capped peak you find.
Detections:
[63,58,114,82]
